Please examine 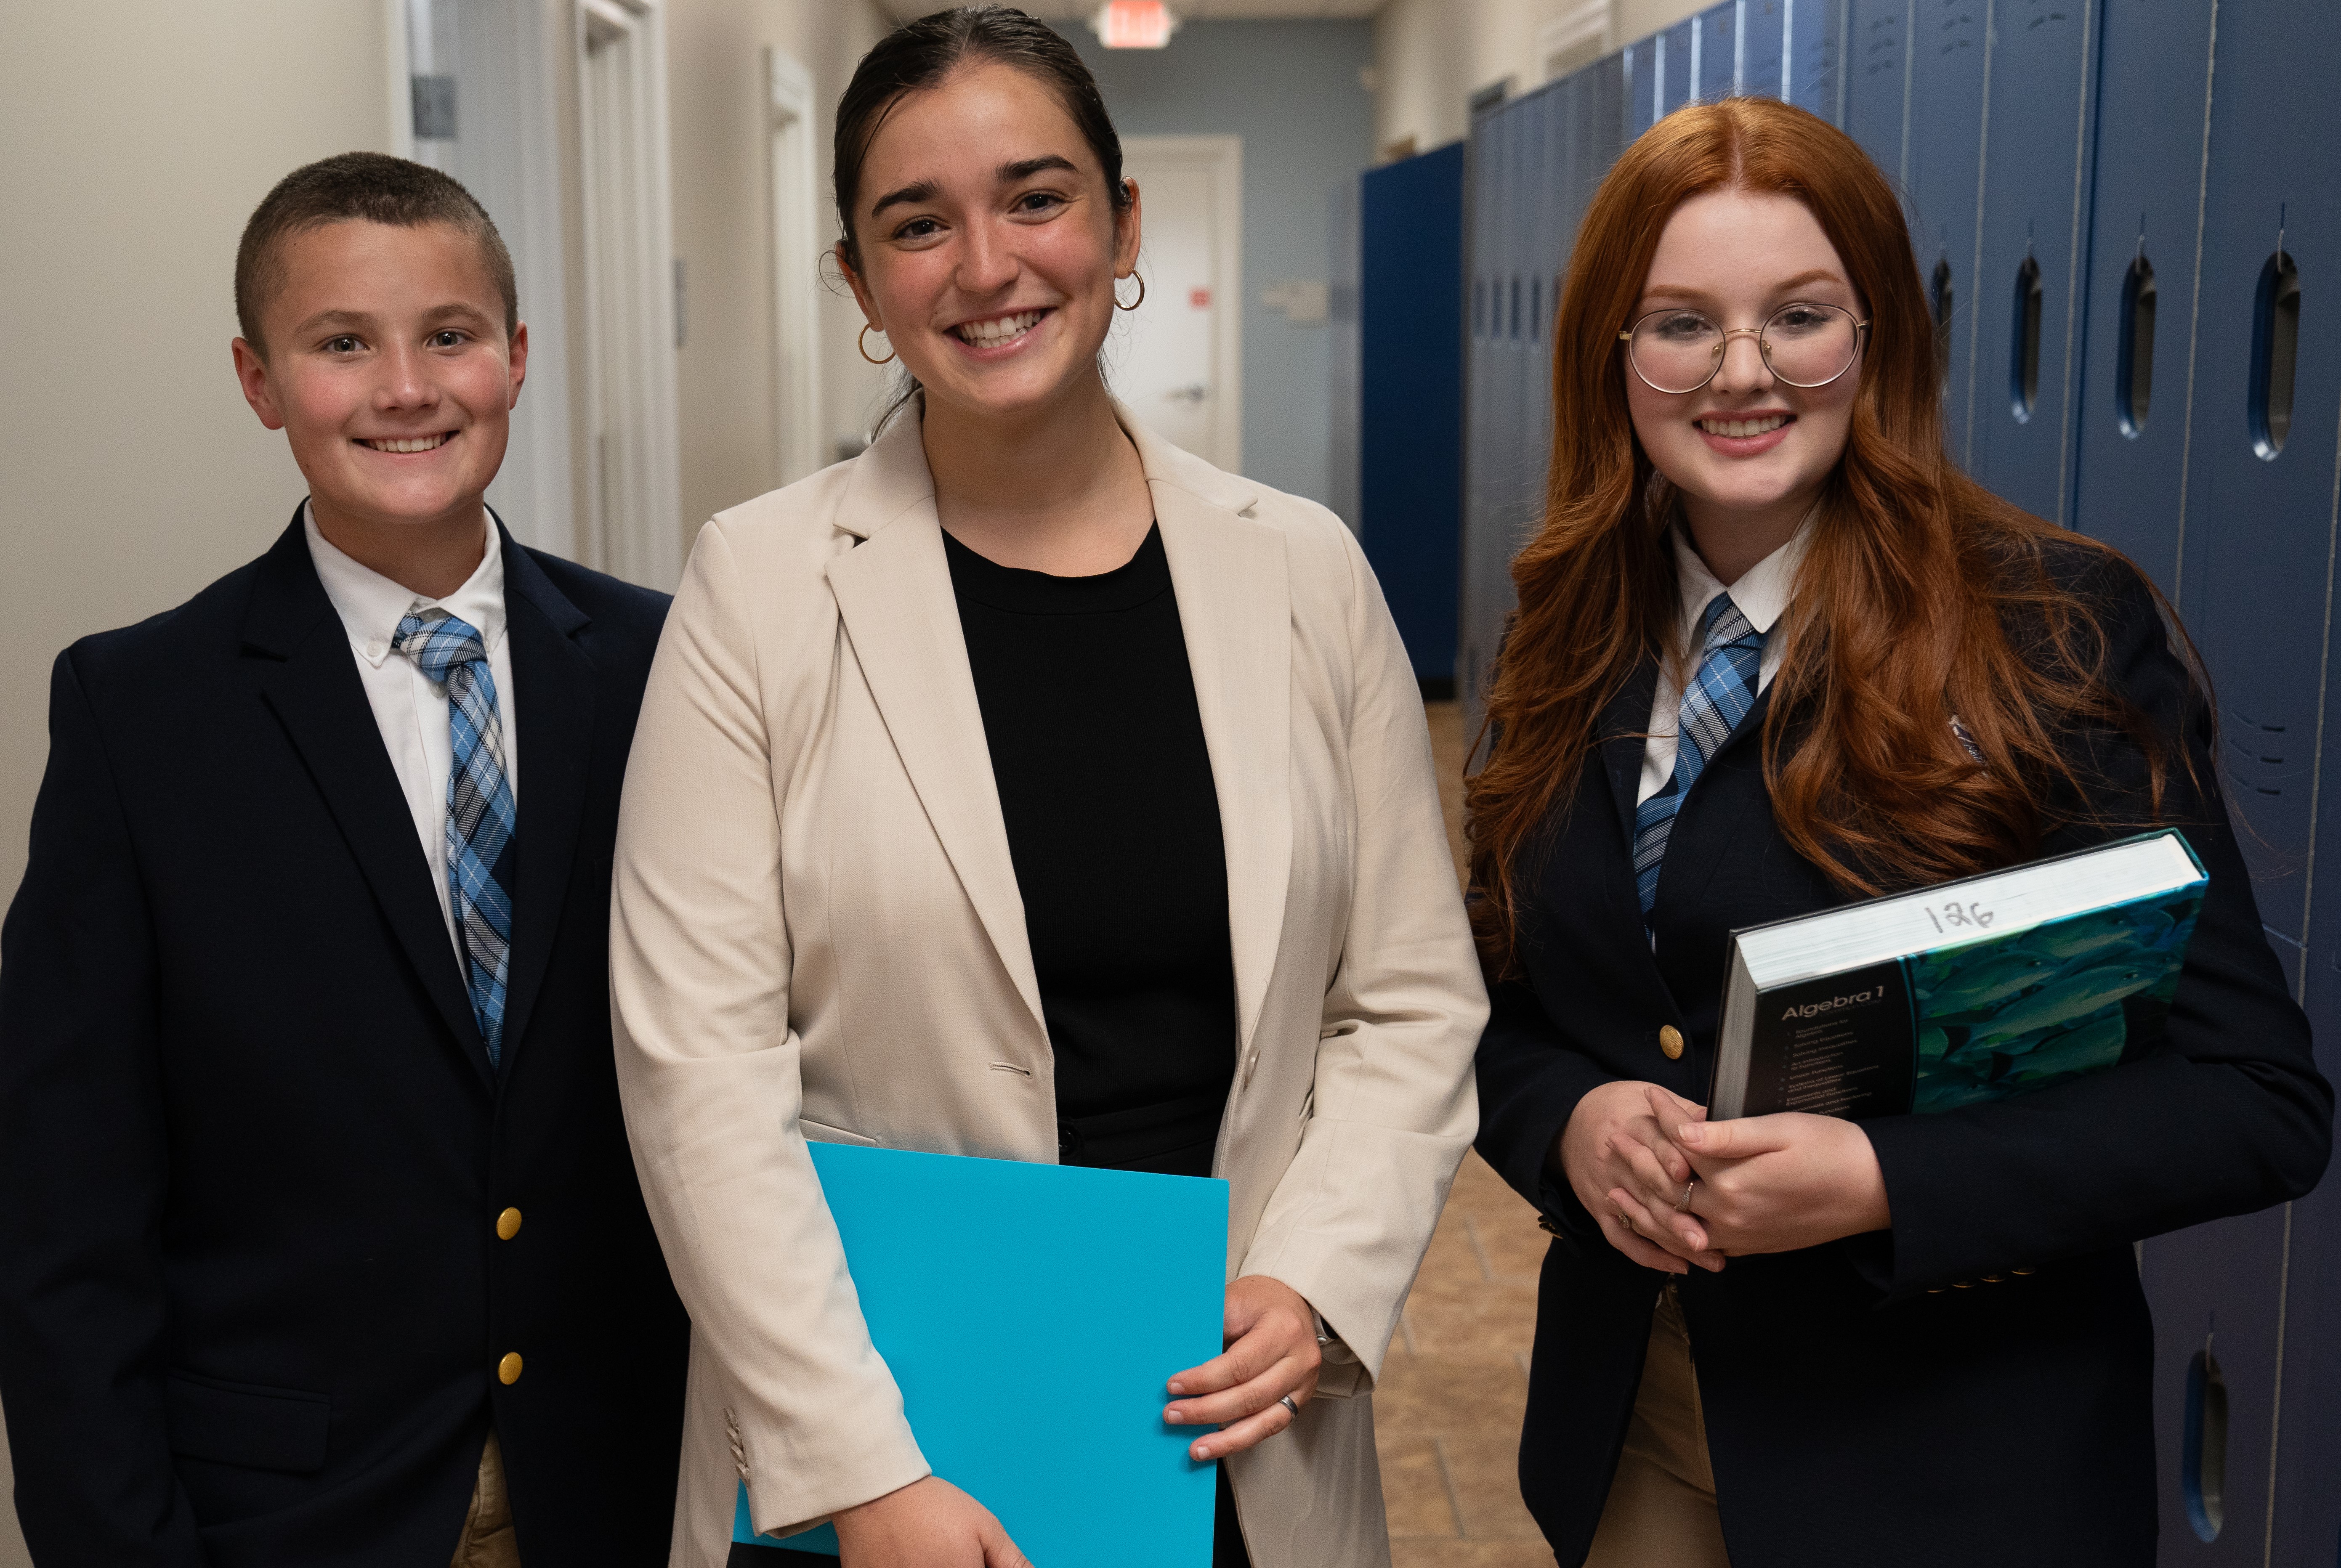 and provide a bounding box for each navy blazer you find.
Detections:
[1473,543,2331,1568]
[0,512,688,1567]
